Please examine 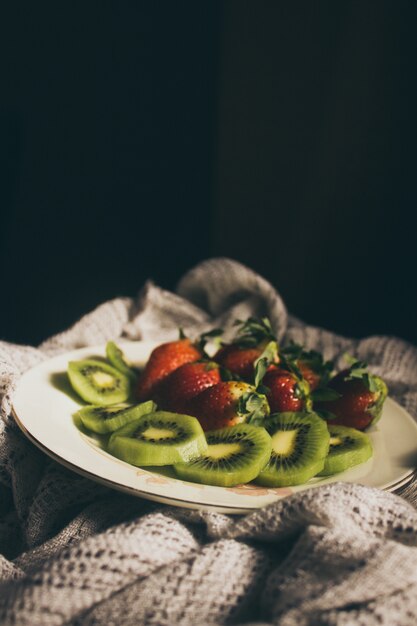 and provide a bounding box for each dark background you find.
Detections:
[1,1,417,346]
